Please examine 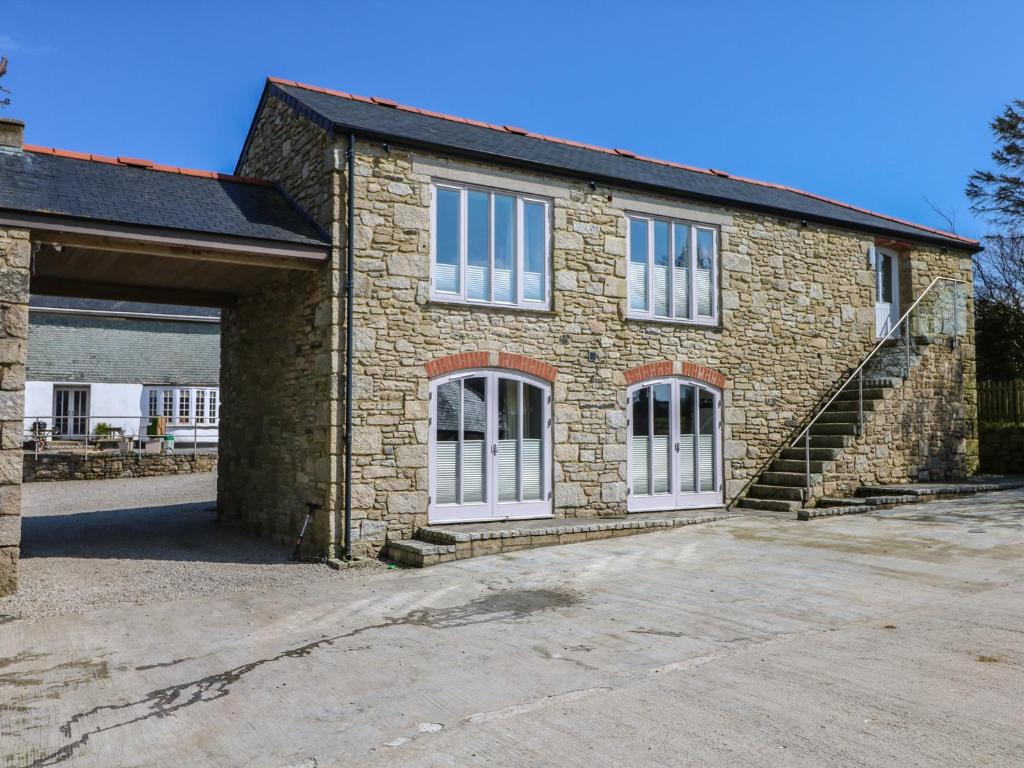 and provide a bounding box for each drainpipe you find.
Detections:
[343,133,356,559]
